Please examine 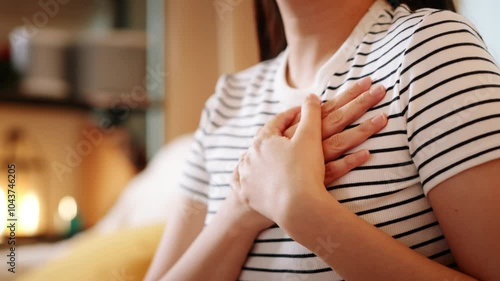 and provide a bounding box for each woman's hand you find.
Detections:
[222,166,275,233]
[285,77,387,185]
[227,79,387,233]
[233,95,327,224]
[234,92,388,226]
